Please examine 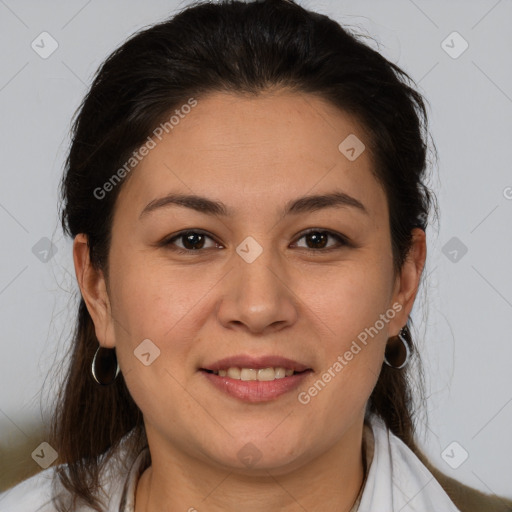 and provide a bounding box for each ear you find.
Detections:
[389,228,427,333]
[73,233,116,348]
